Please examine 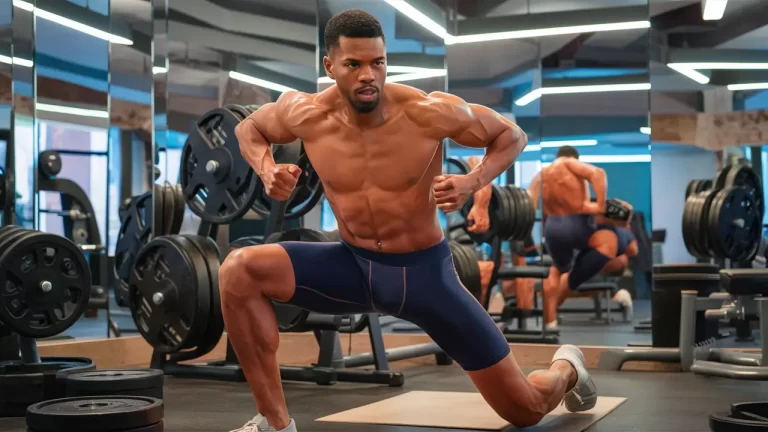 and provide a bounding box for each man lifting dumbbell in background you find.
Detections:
[223,9,597,432]
[528,145,634,329]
